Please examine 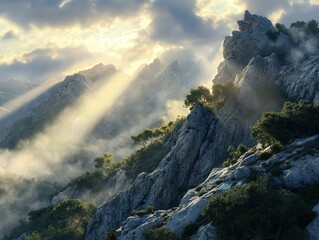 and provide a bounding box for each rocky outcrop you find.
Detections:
[85,52,289,238]
[109,135,319,240]
[51,169,130,206]
[85,105,215,240]
[213,10,277,84]
[224,10,275,66]
[278,55,319,104]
